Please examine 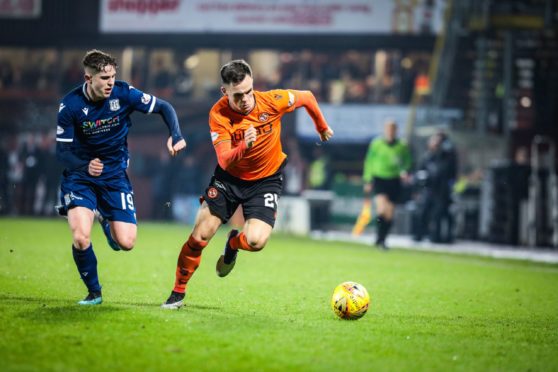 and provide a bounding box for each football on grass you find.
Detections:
[331,281,370,320]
